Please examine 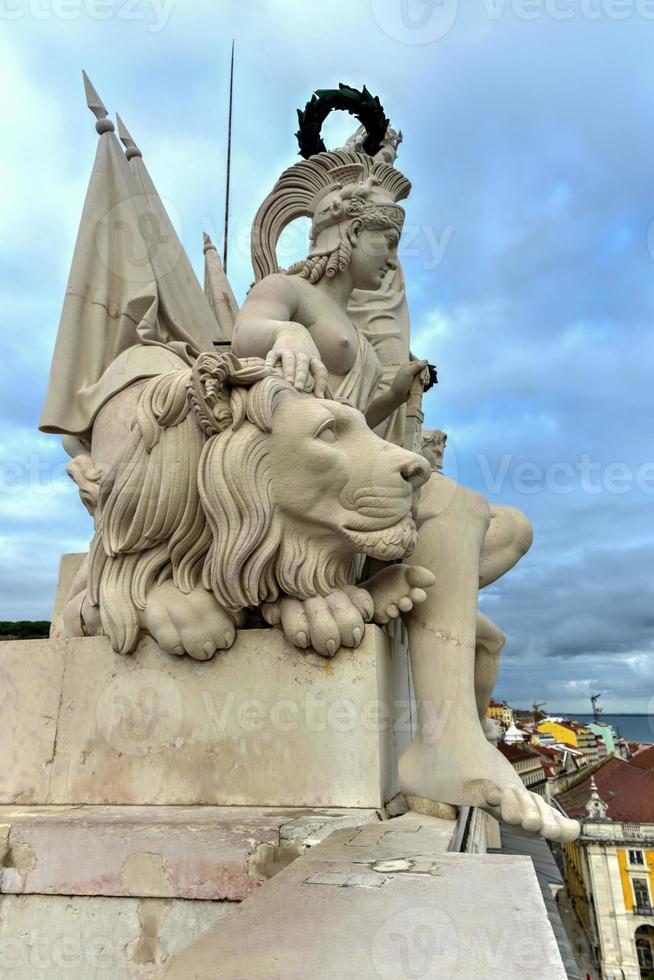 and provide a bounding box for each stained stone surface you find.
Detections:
[0,639,67,805]
[0,804,379,901]
[1,626,412,808]
[164,813,566,980]
[0,893,234,980]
